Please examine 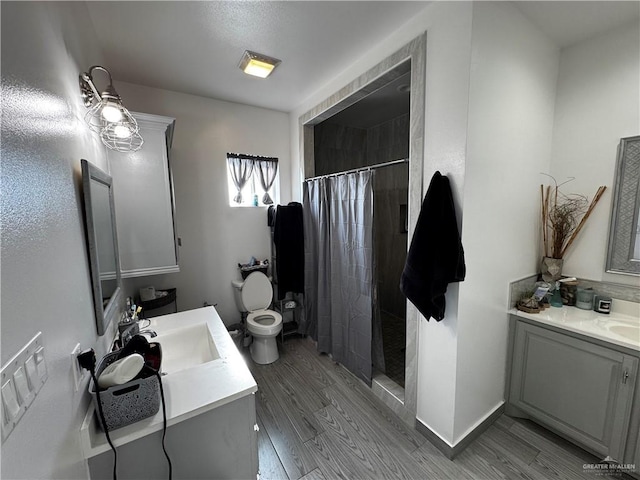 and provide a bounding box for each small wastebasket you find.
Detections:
[89,351,160,431]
